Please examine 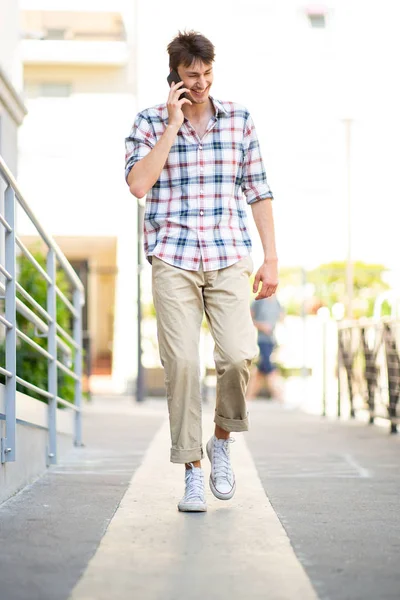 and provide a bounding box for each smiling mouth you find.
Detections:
[191,87,208,95]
